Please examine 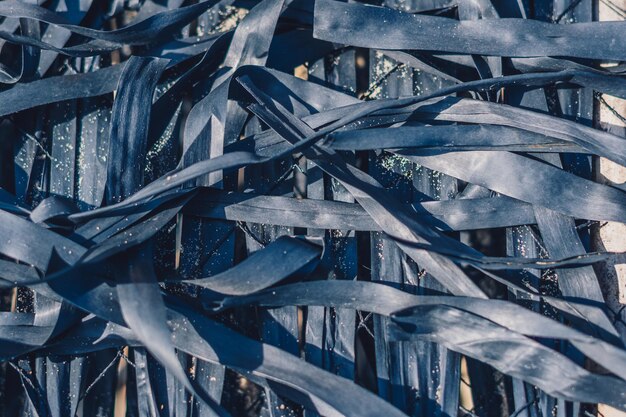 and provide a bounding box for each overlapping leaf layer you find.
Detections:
[0,1,625,416]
